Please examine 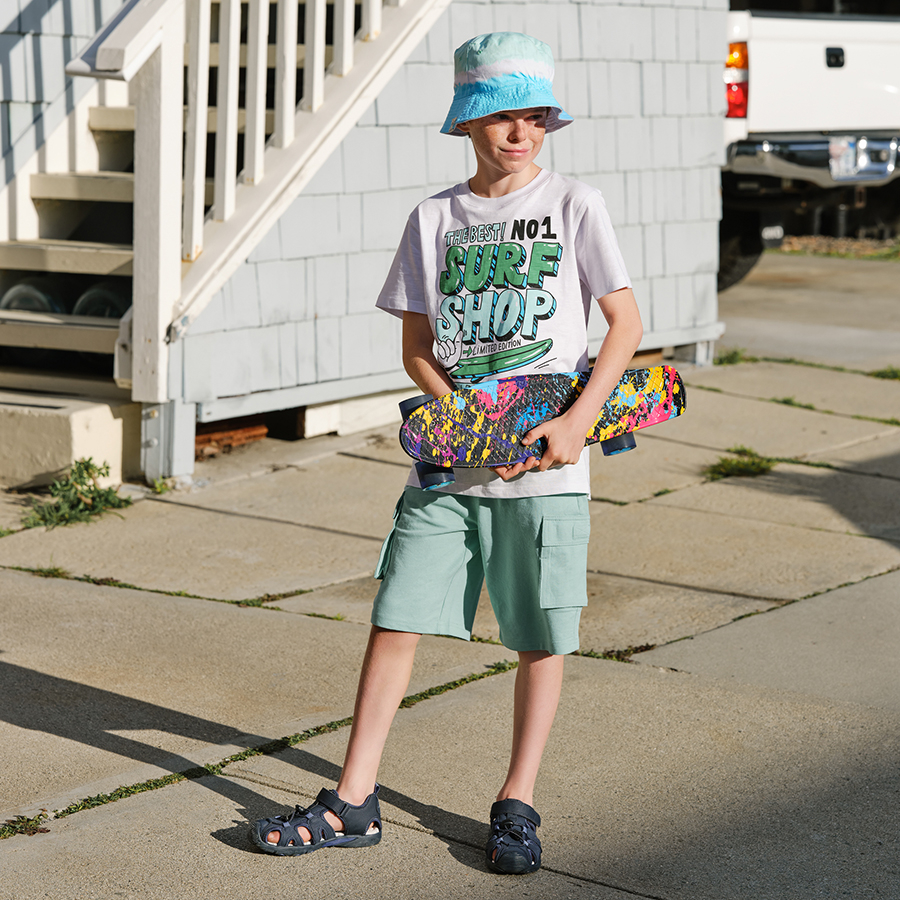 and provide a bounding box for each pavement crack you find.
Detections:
[585,568,782,604]
[147,497,383,543]
[337,451,410,469]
